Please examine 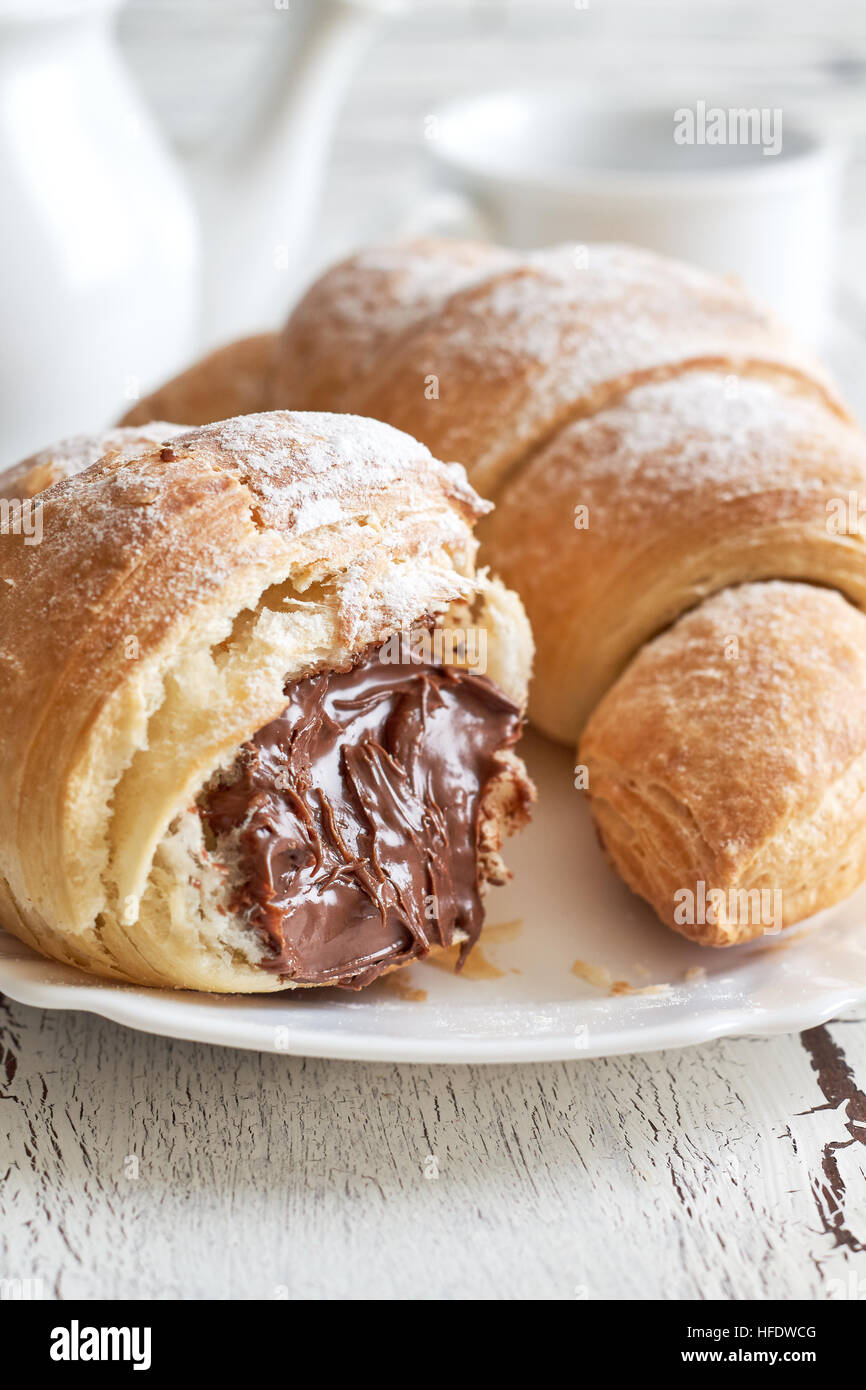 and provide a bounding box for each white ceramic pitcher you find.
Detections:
[0,0,394,464]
